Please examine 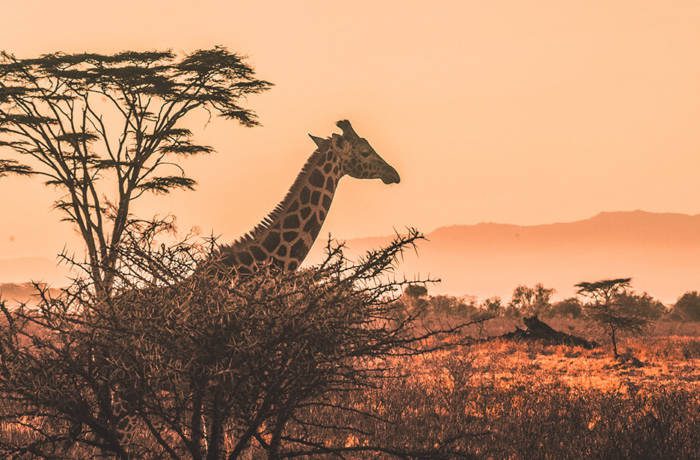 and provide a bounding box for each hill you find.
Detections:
[308,210,700,303]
